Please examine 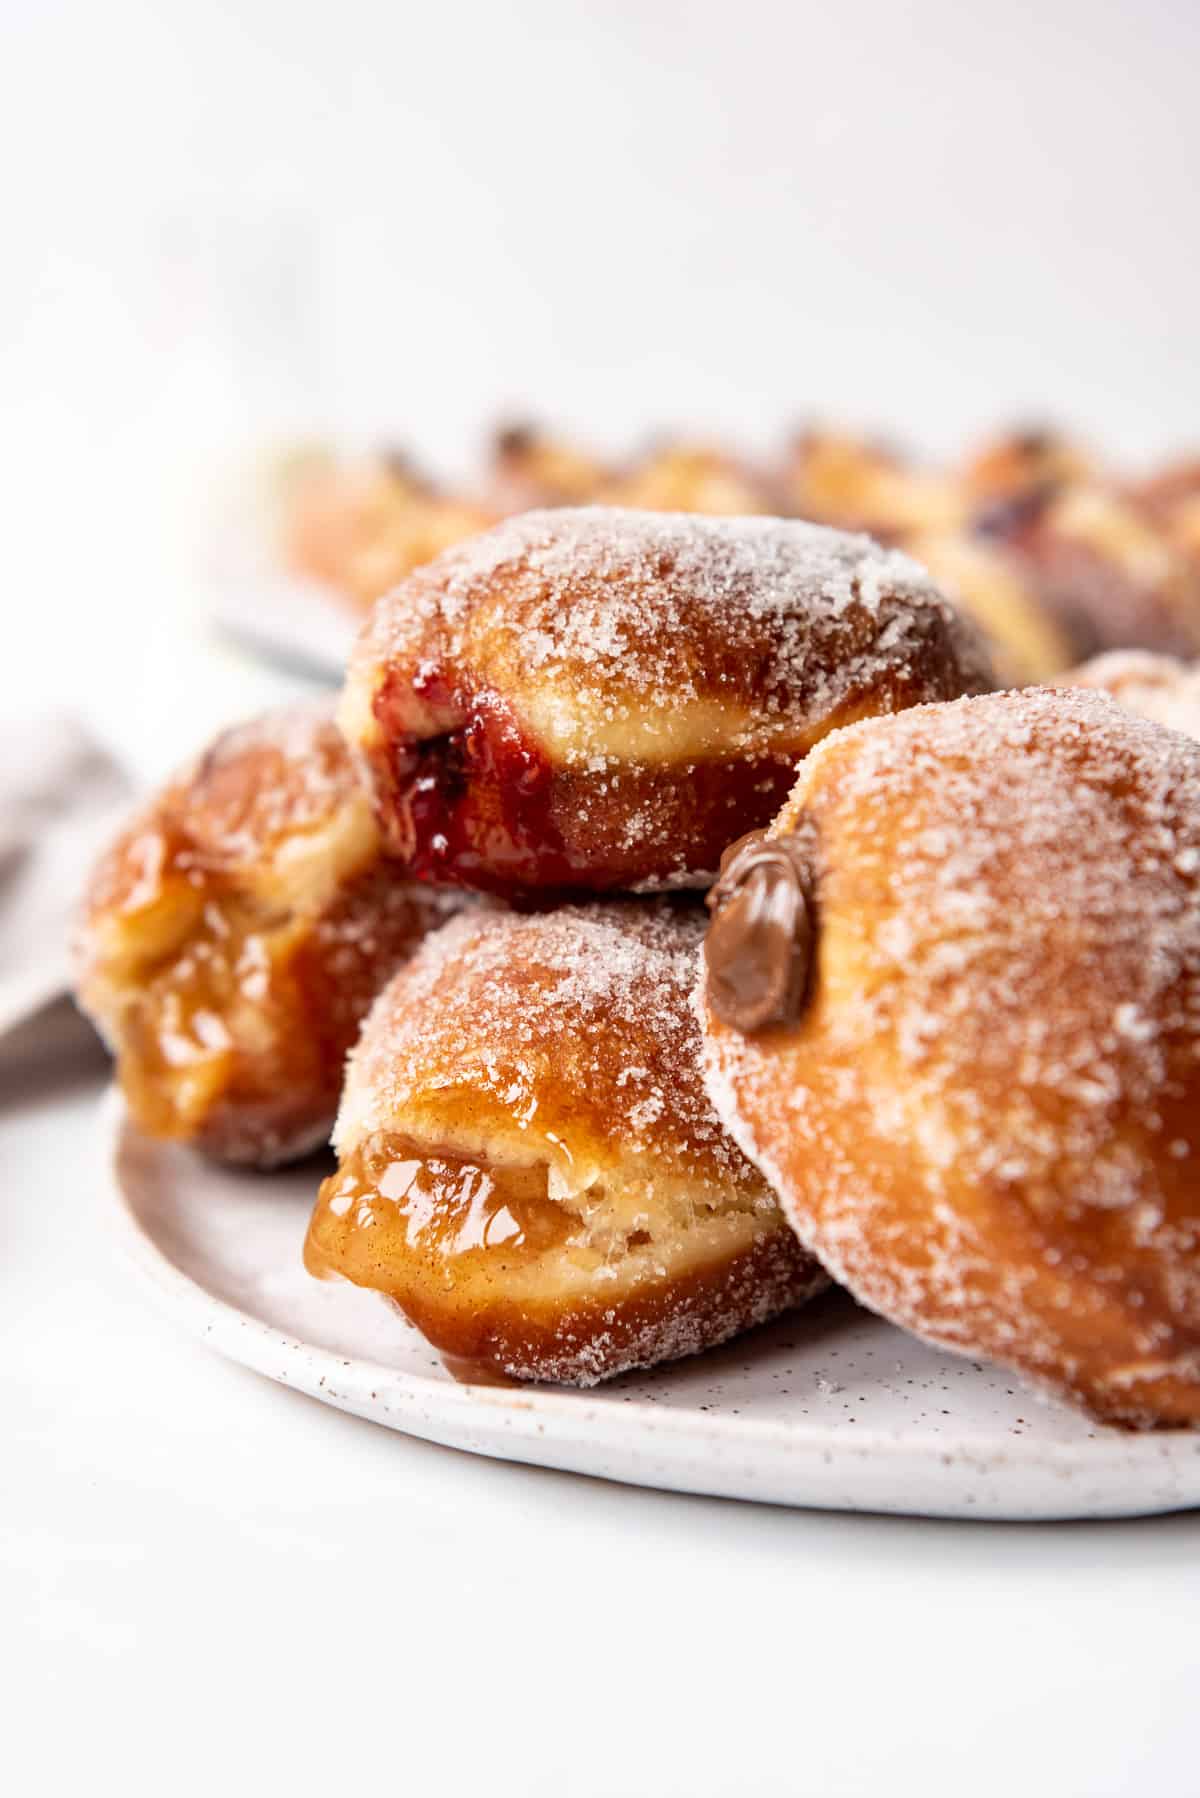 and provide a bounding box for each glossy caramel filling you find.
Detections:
[306,1131,779,1298]
[305,1134,574,1283]
[118,897,322,1142]
[304,1129,809,1383]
